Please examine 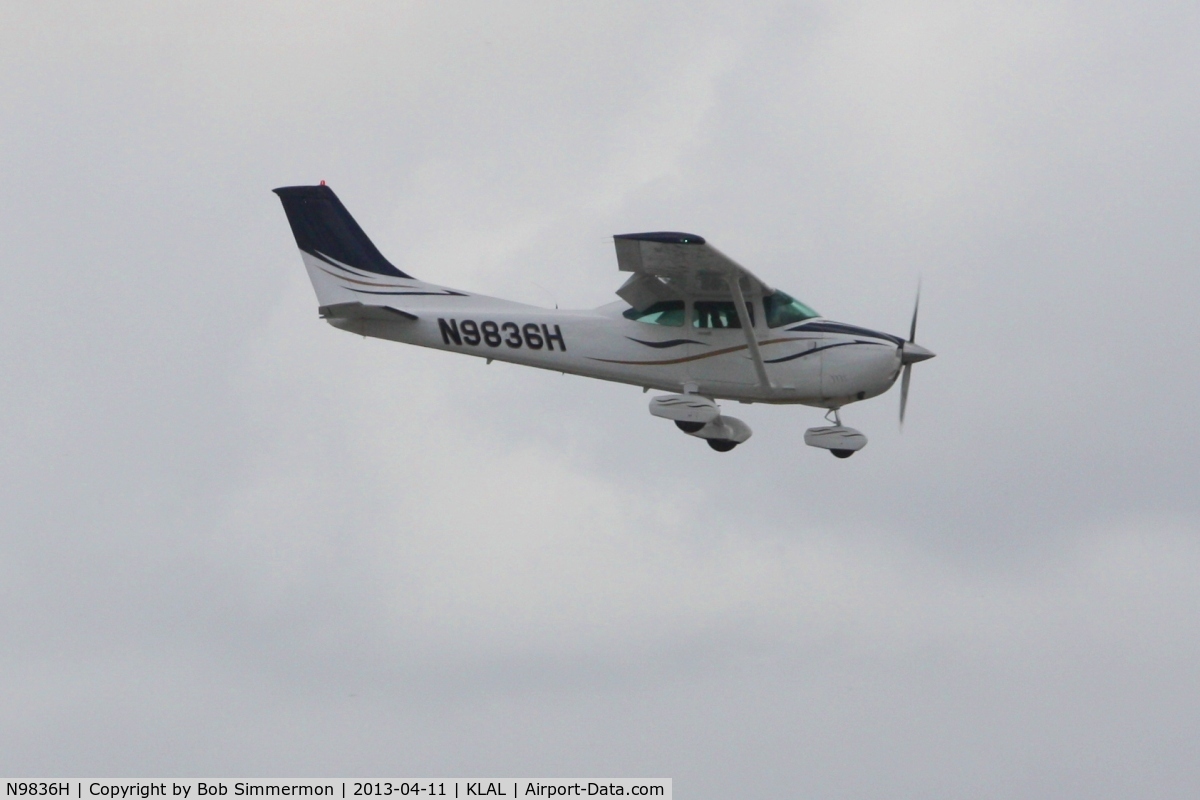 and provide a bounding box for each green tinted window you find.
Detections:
[693,301,752,329]
[762,291,818,327]
[623,300,685,326]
